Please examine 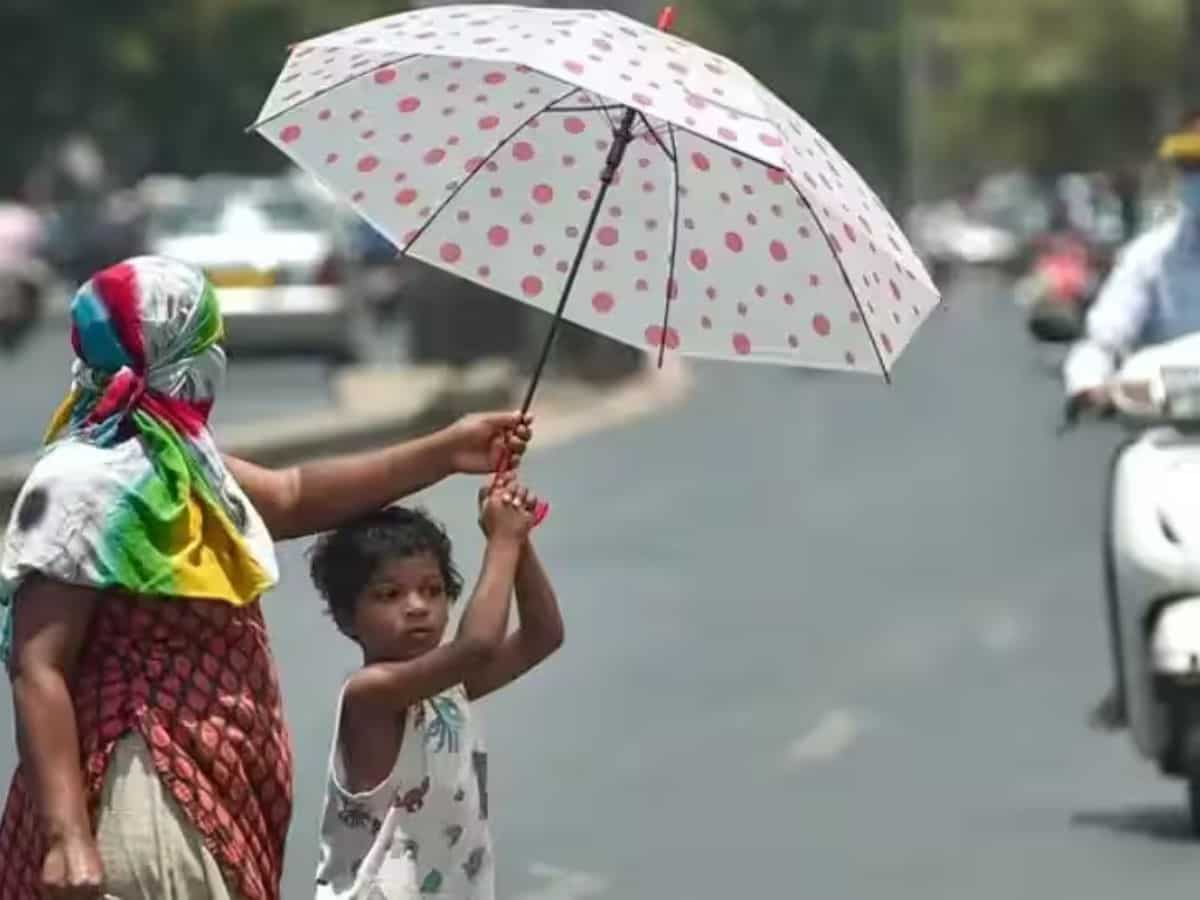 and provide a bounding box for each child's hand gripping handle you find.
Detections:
[491,447,549,527]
